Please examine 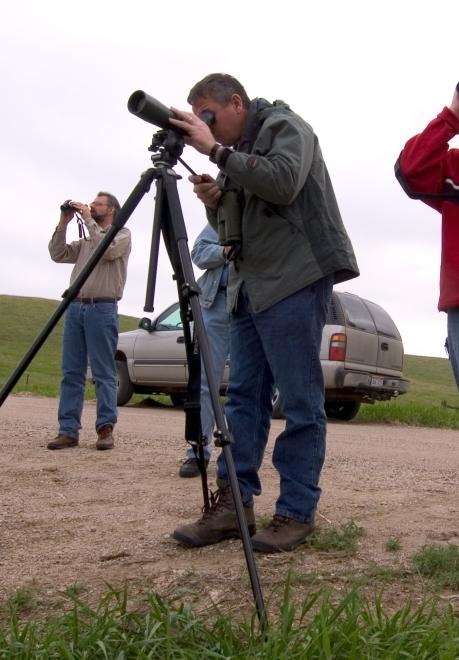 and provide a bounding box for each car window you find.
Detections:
[363,300,401,339]
[339,293,377,333]
[327,293,346,324]
[155,304,183,331]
